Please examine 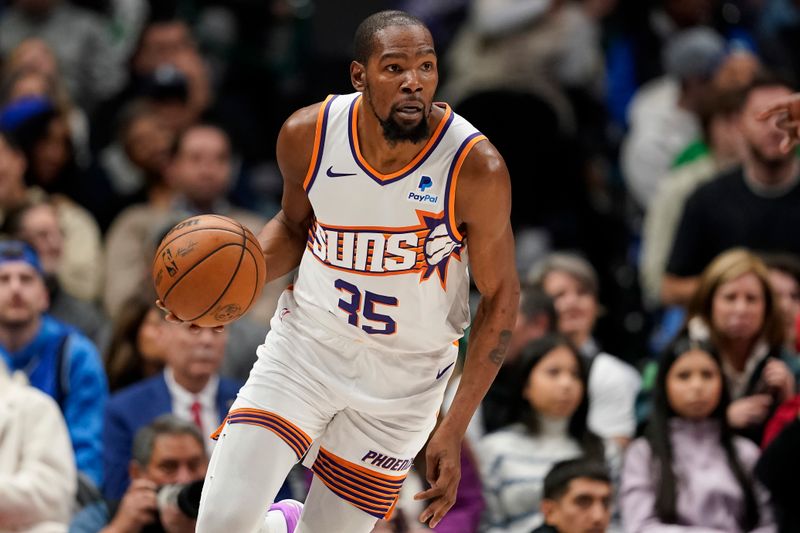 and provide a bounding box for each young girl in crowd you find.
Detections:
[621,335,775,532]
[477,334,617,533]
